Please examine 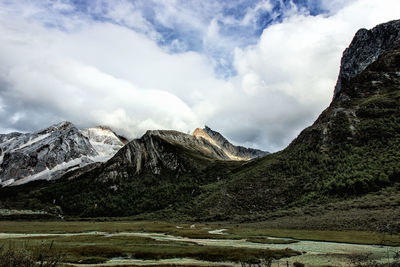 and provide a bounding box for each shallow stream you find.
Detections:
[0,230,398,266]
